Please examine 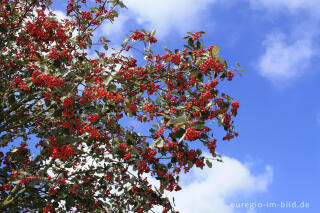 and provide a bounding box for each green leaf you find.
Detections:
[10,179,20,184]
[117,1,127,8]
[196,149,202,155]
[188,38,194,49]
[123,38,130,46]
[66,195,74,211]
[193,121,205,130]
[155,97,161,105]
[0,24,7,33]
[141,29,147,34]
[221,93,233,101]
[112,10,119,17]
[90,7,98,12]
[217,114,224,126]
[103,75,113,86]
[156,139,164,148]
[211,45,220,56]
[173,129,185,138]
[8,95,15,105]
[151,29,156,36]
[206,160,212,168]
[151,137,164,148]
[10,147,18,153]
[196,40,201,50]
[162,45,172,53]
[174,117,187,126]
[195,58,204,66]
